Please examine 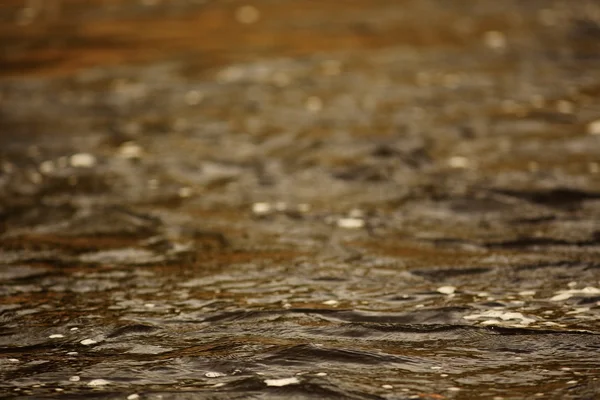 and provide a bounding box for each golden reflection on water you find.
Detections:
[1,0,525,78]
